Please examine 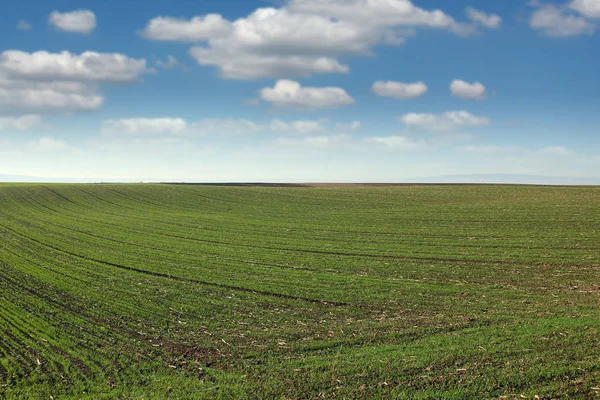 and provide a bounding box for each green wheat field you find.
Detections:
[0,183,599,399]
